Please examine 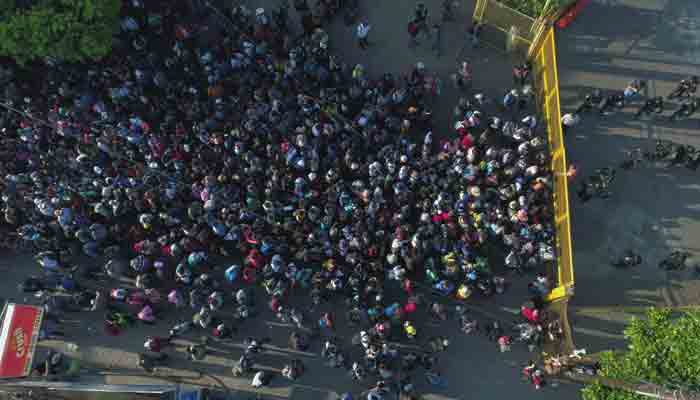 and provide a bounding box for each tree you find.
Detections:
[0,0,121,65]
[582,309,700,400]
